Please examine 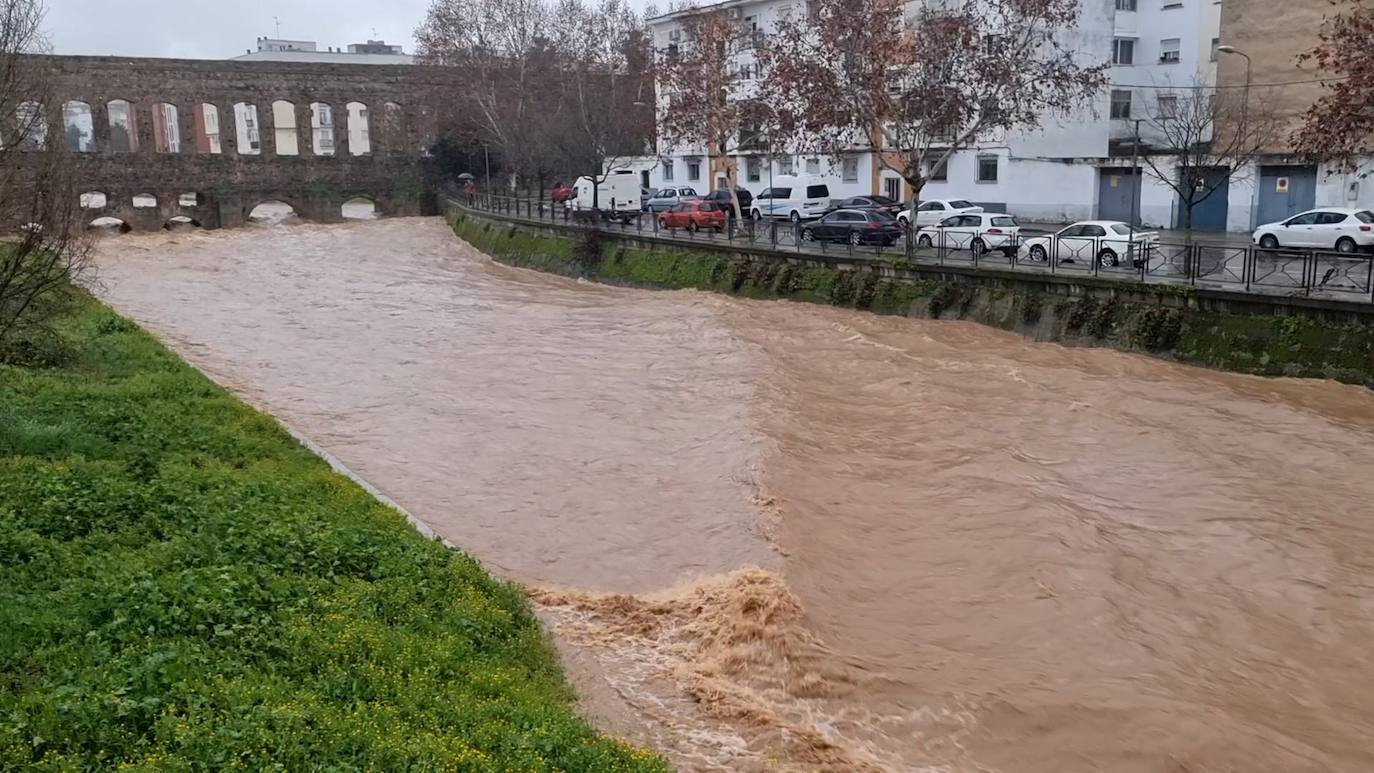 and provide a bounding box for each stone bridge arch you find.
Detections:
[22,54,449,230]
